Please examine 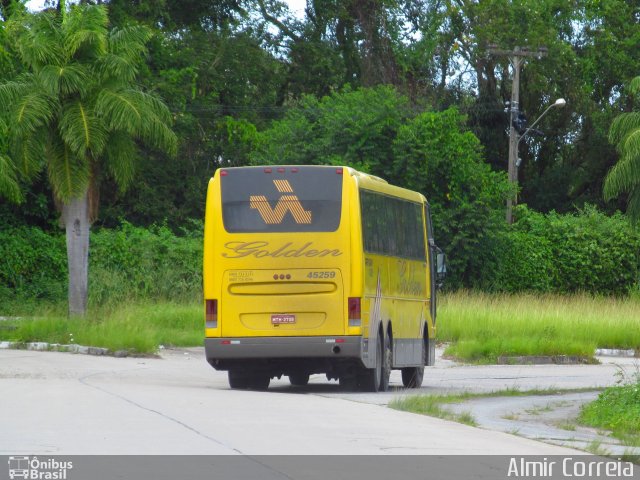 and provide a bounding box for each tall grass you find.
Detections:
[3,291,640,358]
[438,291,640,362]
[3,302,202,353]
